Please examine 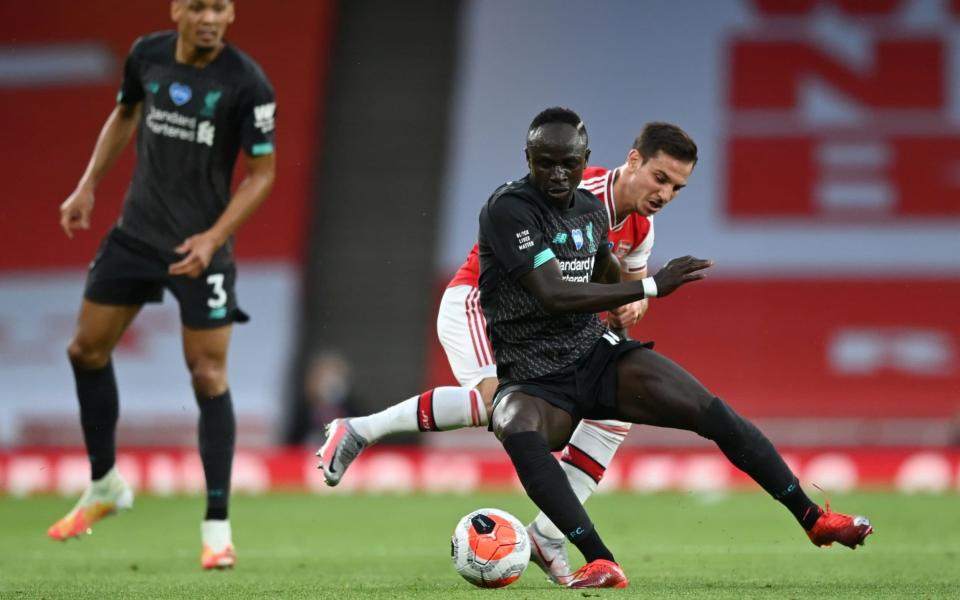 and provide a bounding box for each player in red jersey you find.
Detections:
[318,123,678,585]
